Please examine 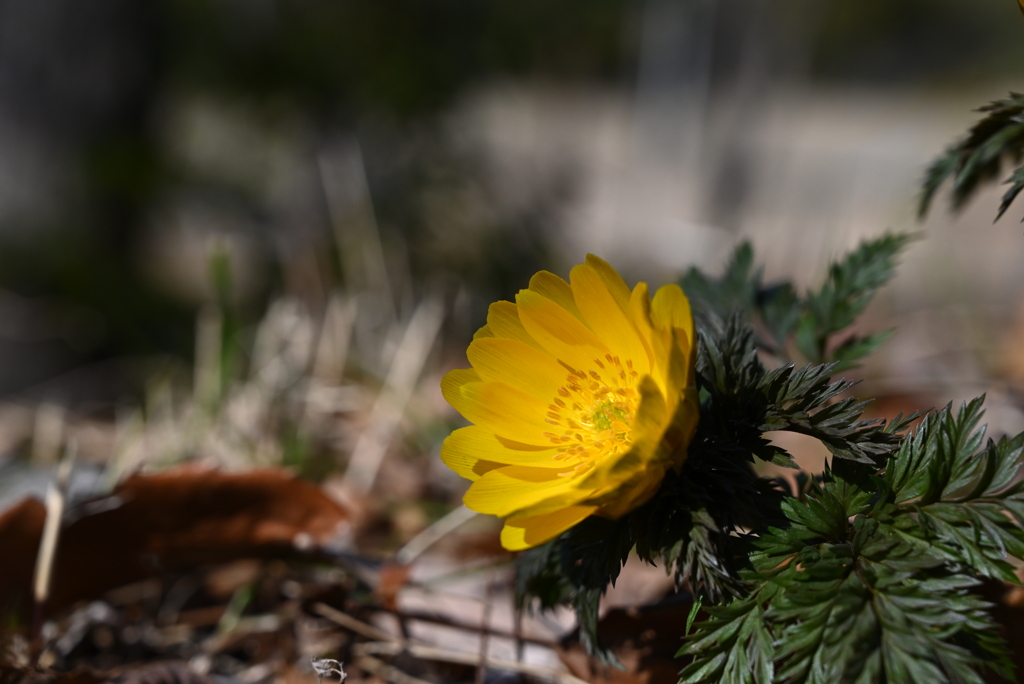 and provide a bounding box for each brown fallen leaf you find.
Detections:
[0,498,47,621]
[0,661,221,684]
[0,468,351,620]
[375,564,411,612]
[0,666,105,684]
